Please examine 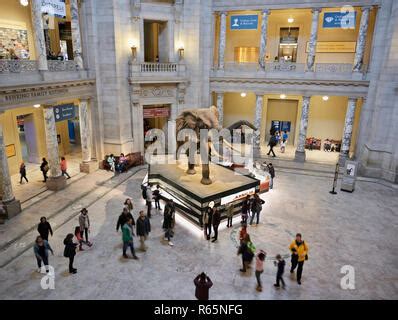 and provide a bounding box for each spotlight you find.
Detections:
[240,92,247,97]
[288,17,294,23]
[20,0,29,6]
[280,94,286,99]
[33,104,41,108]
[322,96,329,101]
